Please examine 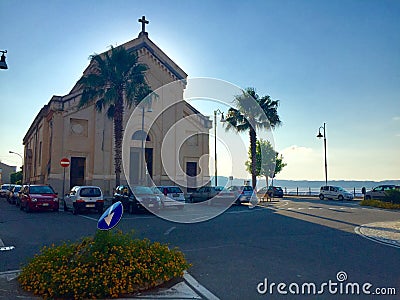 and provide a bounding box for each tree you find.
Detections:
[224,88,281,189]
[245,139,286,188]
[78,46,152,186]
[10,170,23,184]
